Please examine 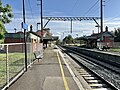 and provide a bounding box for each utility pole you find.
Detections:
[41,0,43,38]
[23,0,27,71]
[71,20,72,33]
[37,0,43,41]
[100,0,103,33]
